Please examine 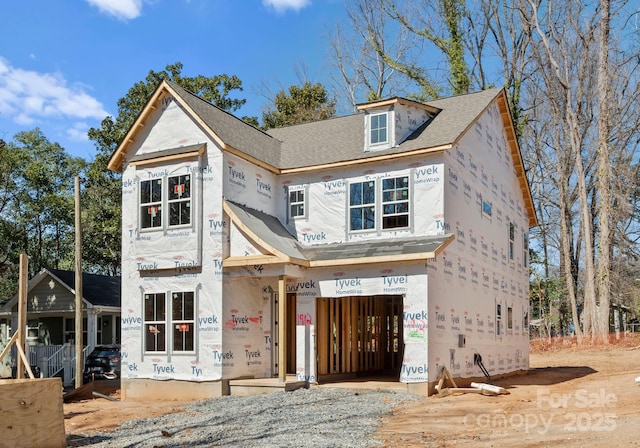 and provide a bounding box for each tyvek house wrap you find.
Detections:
[120,93,227,383]
[282,264,429,383]
[427,101,530,383]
